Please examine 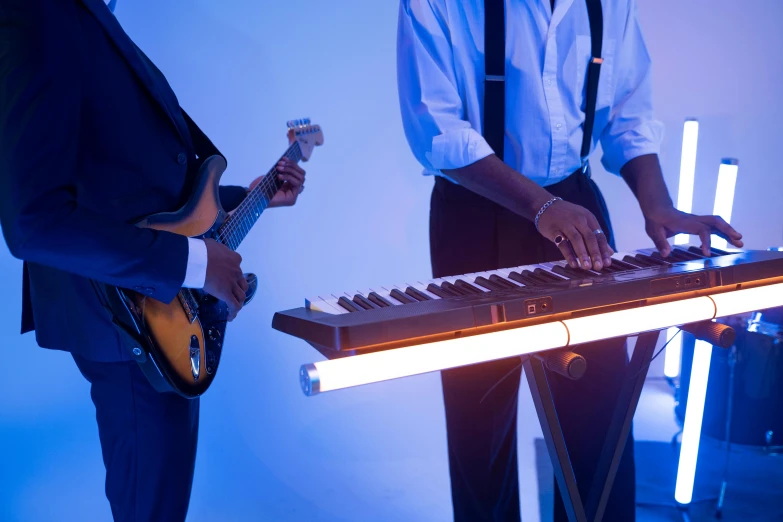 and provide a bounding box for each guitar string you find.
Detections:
[216,141,302,247]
